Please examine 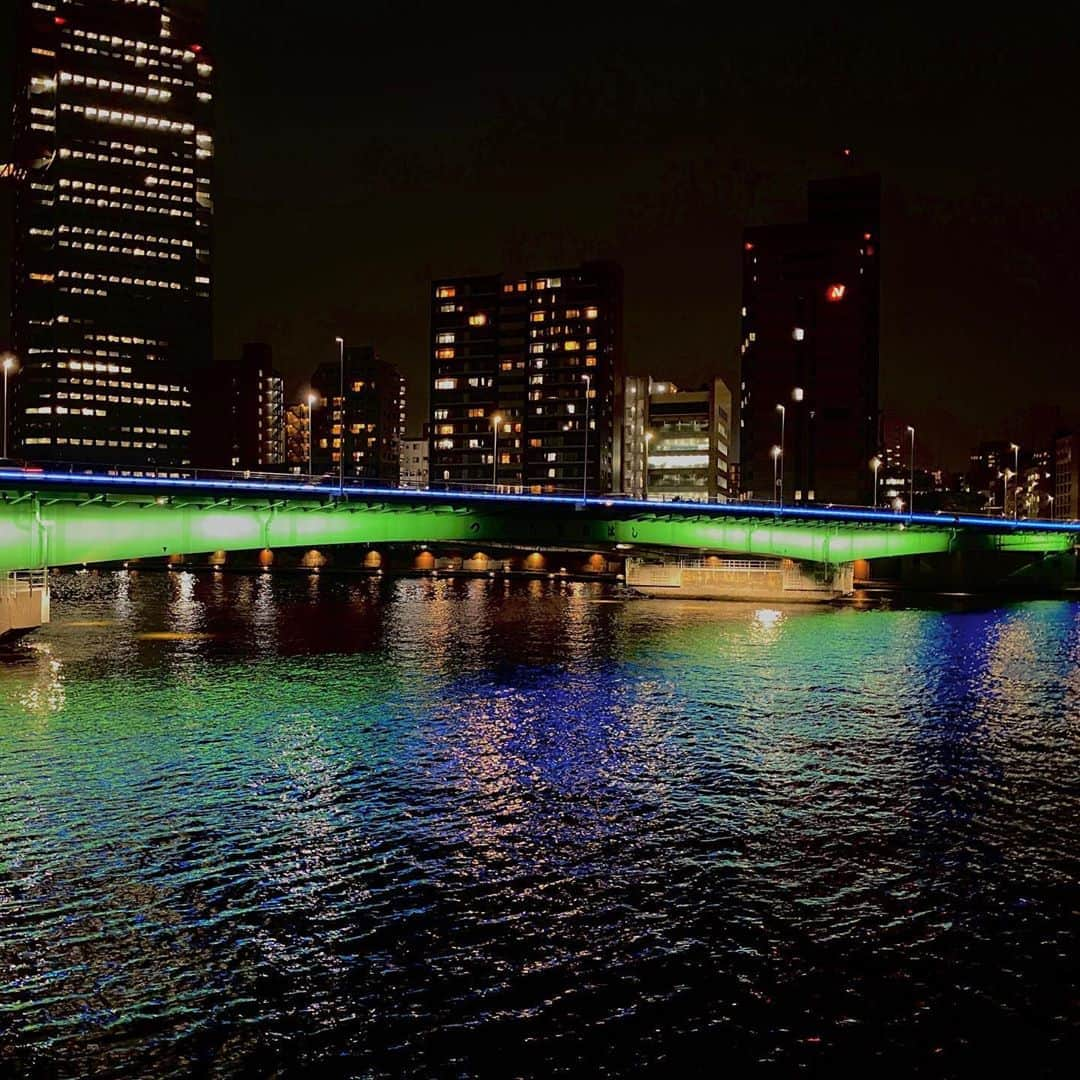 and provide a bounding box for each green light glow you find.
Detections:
[0,489,1072,574]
